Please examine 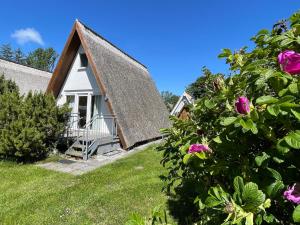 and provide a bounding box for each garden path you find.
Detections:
[37,140,161,175]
